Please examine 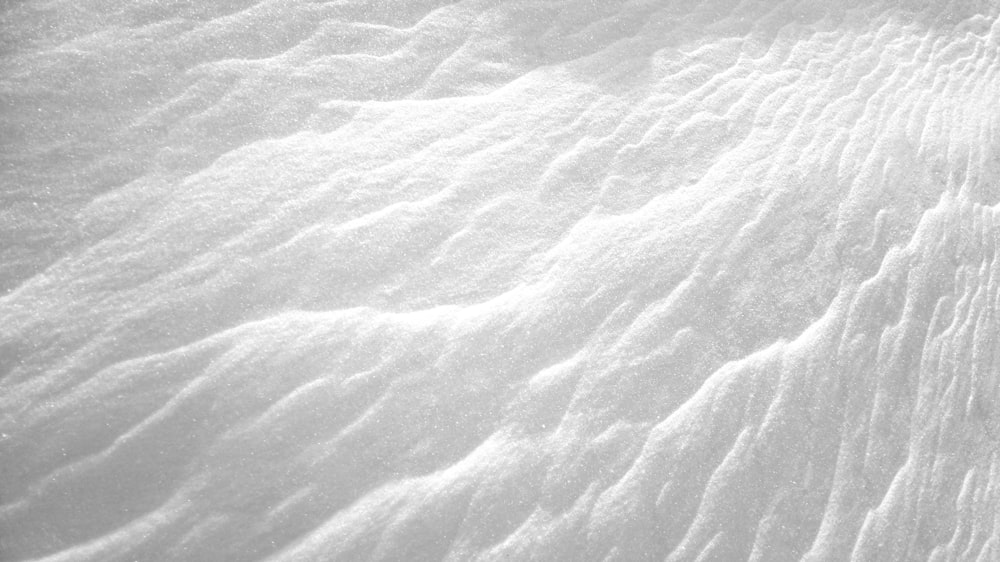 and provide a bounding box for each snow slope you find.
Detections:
[2,0,1000,560]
